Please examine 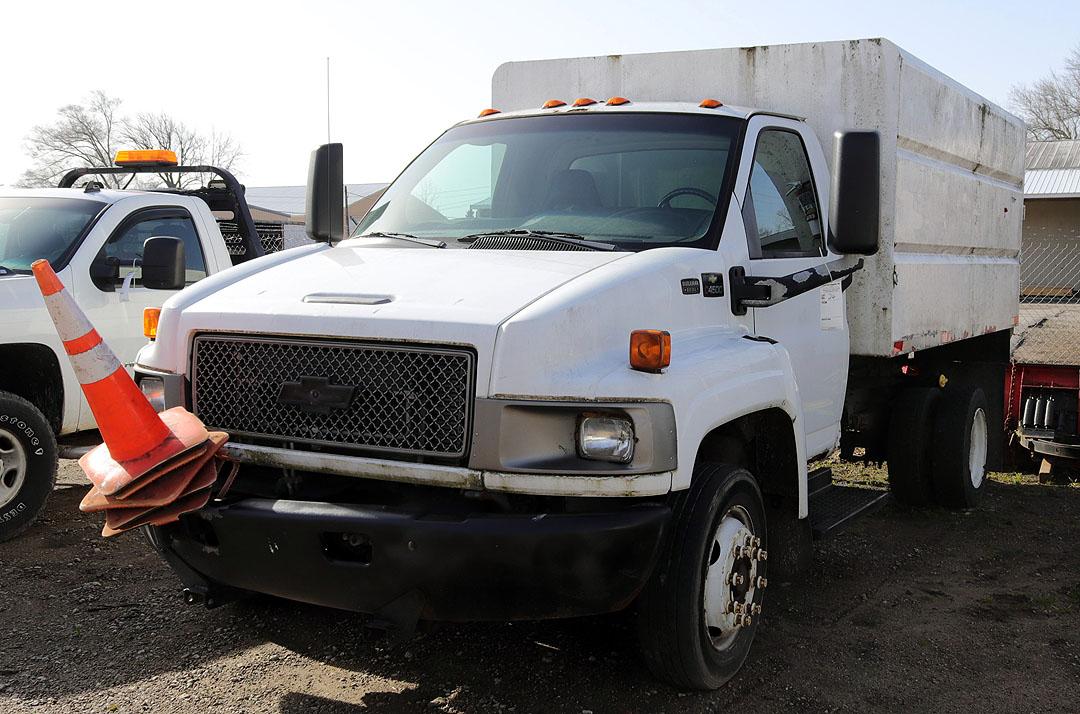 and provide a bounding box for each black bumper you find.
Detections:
[149,498,669,622]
